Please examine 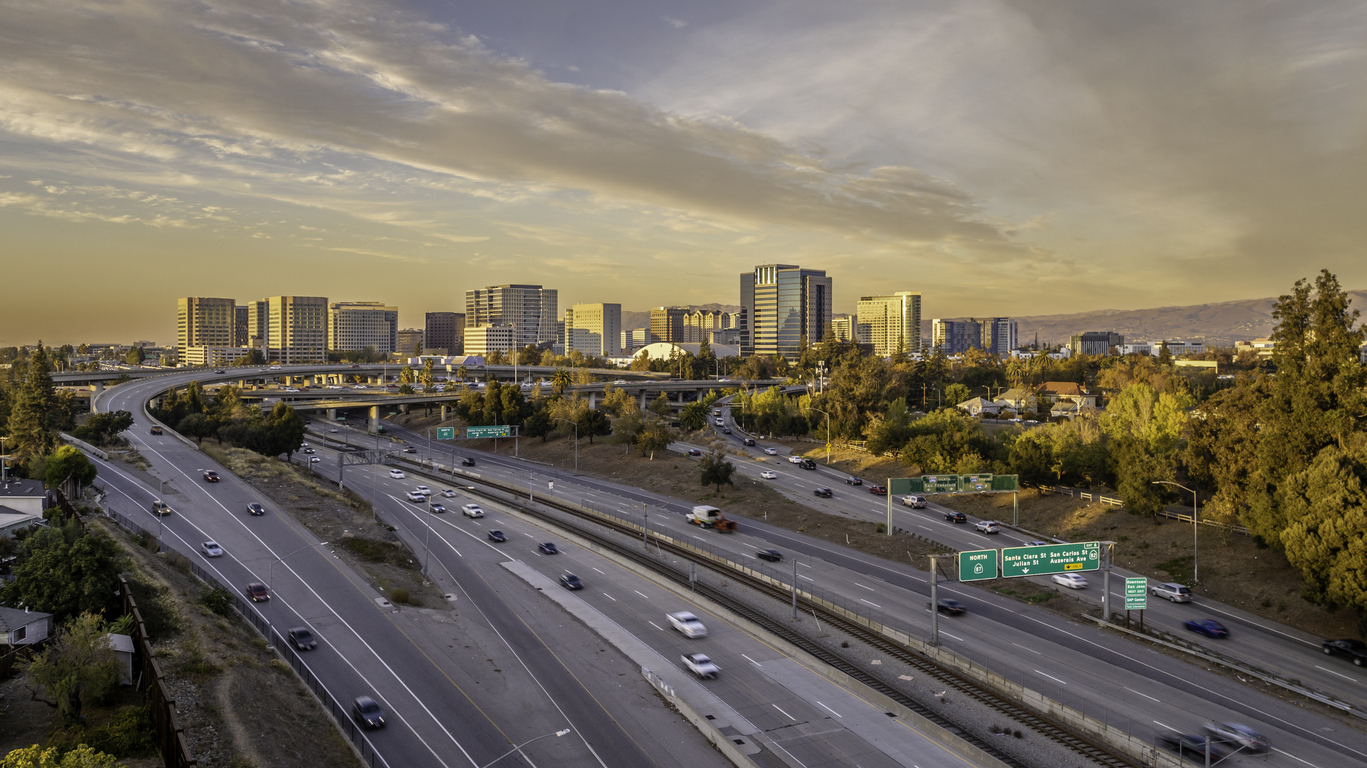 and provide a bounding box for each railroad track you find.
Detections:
[443,475,1145,768]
